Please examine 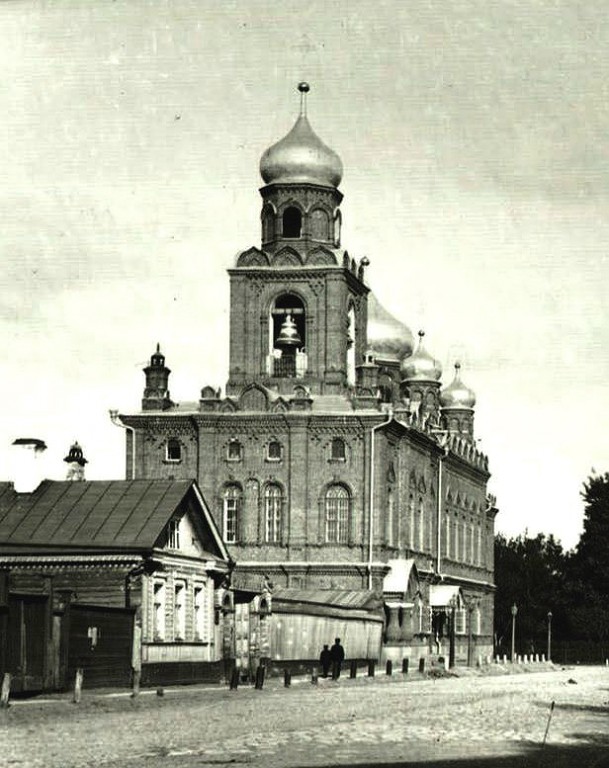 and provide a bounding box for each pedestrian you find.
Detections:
[330,637,345,680]
[319,644,332,678]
